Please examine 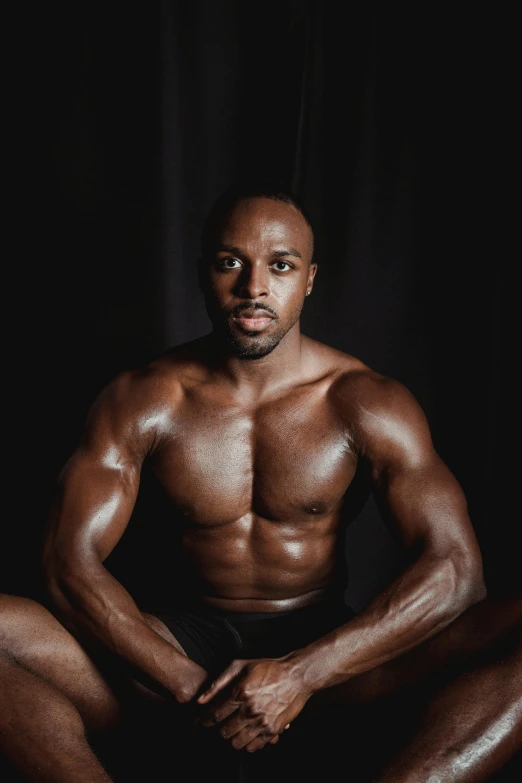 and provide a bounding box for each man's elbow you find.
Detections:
[41,548,91,616]
[445,547,487,617]
[42,555,74,615]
